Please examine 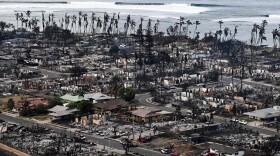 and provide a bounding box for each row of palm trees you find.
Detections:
[166,16,200,39]
[12,10,205,40]
[10,10,280,47]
